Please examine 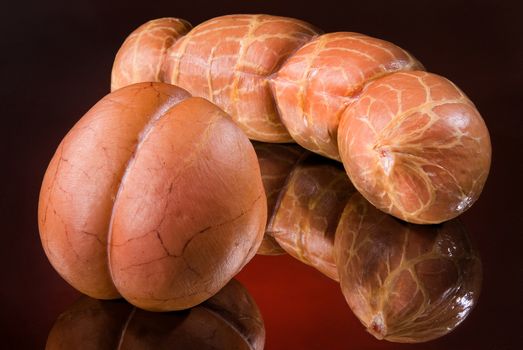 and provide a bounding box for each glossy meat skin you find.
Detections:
[255,143,355,280]
[253,143,482,342]
[338,71,491,223]
[254,142,305,255]
[269,153,356,280]
[271,32,422,159]
[334,193,482,342]
[46,279,265,350]
[112,15,320,142]
[38,82,267,311]
[112,14,491,223]
[38,83,190,299]
[111,18,192,92]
